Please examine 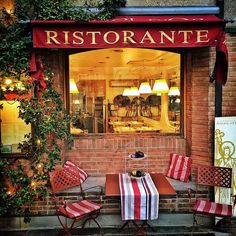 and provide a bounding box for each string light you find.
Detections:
[36,139,41,147]
[5,78,12,85]
[6,186,15,197]
[31,181,36,188]
[37,163,43,173]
